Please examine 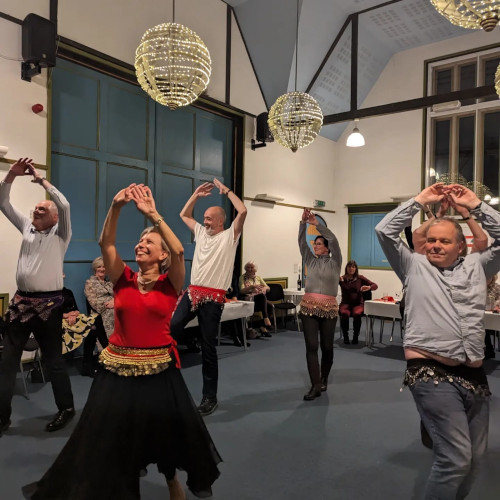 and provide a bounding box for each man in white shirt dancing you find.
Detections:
[171,179,246,416]
[0,158,75,436]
